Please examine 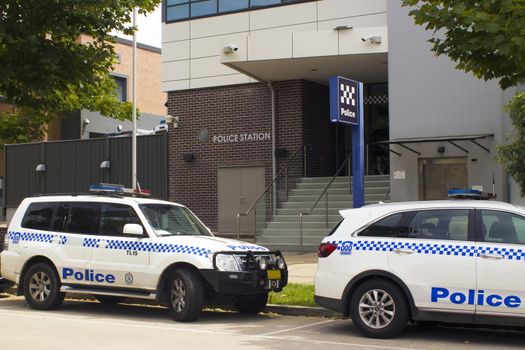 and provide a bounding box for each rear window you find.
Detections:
[21,202,57,231]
